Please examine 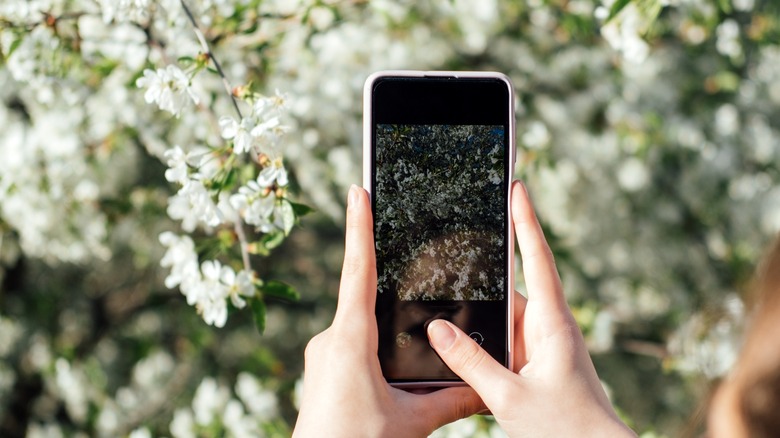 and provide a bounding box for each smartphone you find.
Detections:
[363,71,515,387]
